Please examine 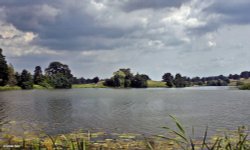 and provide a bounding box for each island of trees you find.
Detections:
[0,48,250,90]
